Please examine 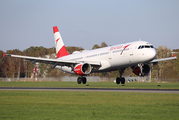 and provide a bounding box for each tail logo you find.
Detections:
[56,38,60,44]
